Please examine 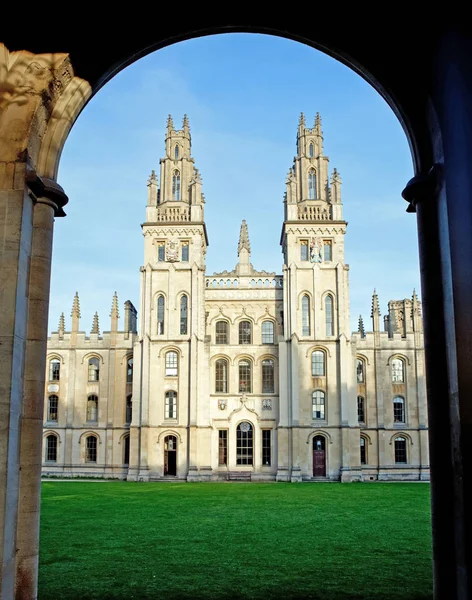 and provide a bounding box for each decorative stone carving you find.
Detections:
[218,399,227,410]
[262,399,272,410]
[310,237,322,263]
[165,238,179,262]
